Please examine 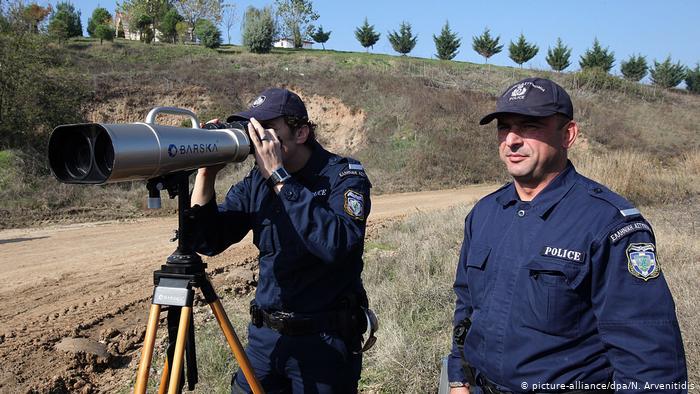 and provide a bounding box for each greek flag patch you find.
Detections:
[348,163,364,171]
[626,243,660,281]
